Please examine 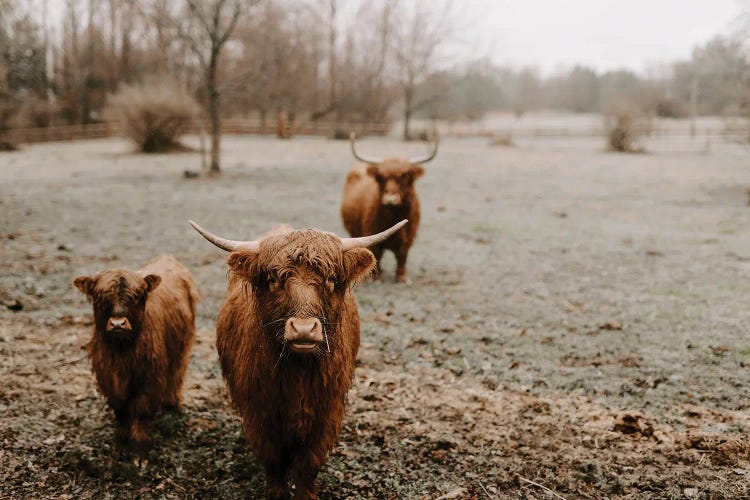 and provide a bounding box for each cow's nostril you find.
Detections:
[291,318,318,334]
[108,317,130,330]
